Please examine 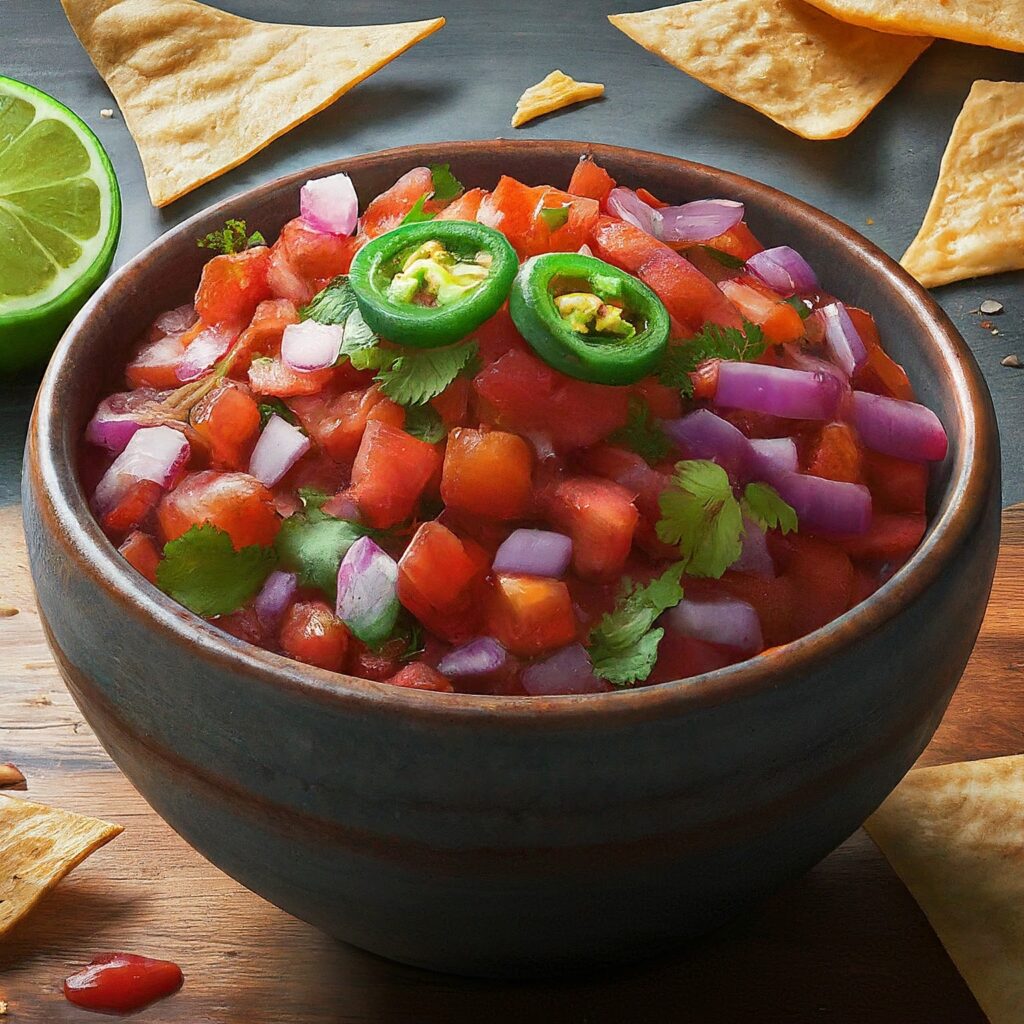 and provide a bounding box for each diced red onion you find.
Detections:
[790,344,850,386]
[92,425,190,516]
[732,519,775,577]
[322,490,361,521]
[664,409,752,479]
[492,529,572,578]
[175,322,237,382]
[254,571,297,630]
[300,172,359,236]
[666,597,763,654]
[154,303,197,335]
[819,302,867,376]
[577,244,594,257]
[606,187,663,236]
[658,199,744,243]
[85,388,168,454]
[772,471,872,535]
[851,391,948,463]
[745,246,818,297]
[437,637,509,680]
[715,362,843,421]
[747,437,798,484]
[336,536,400,647]
[281,320,343,372]
[248,414,310,487]
[521,644,612,696]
